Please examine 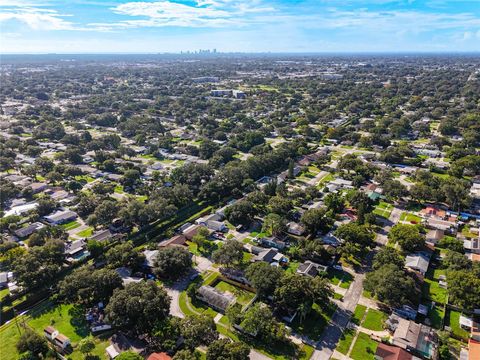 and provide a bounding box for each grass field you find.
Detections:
[447,310,470,341]
[352,304,367,325]
[429,305,445,329]
[336,328,355,355]
[350,332,378,360]
[422,268,448,304]
[76,227,94,238]
[373,202,393,218]
[0,301,110,360]
[361,309,386,331]
[60,220,81,231]
[400,212,422,224]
